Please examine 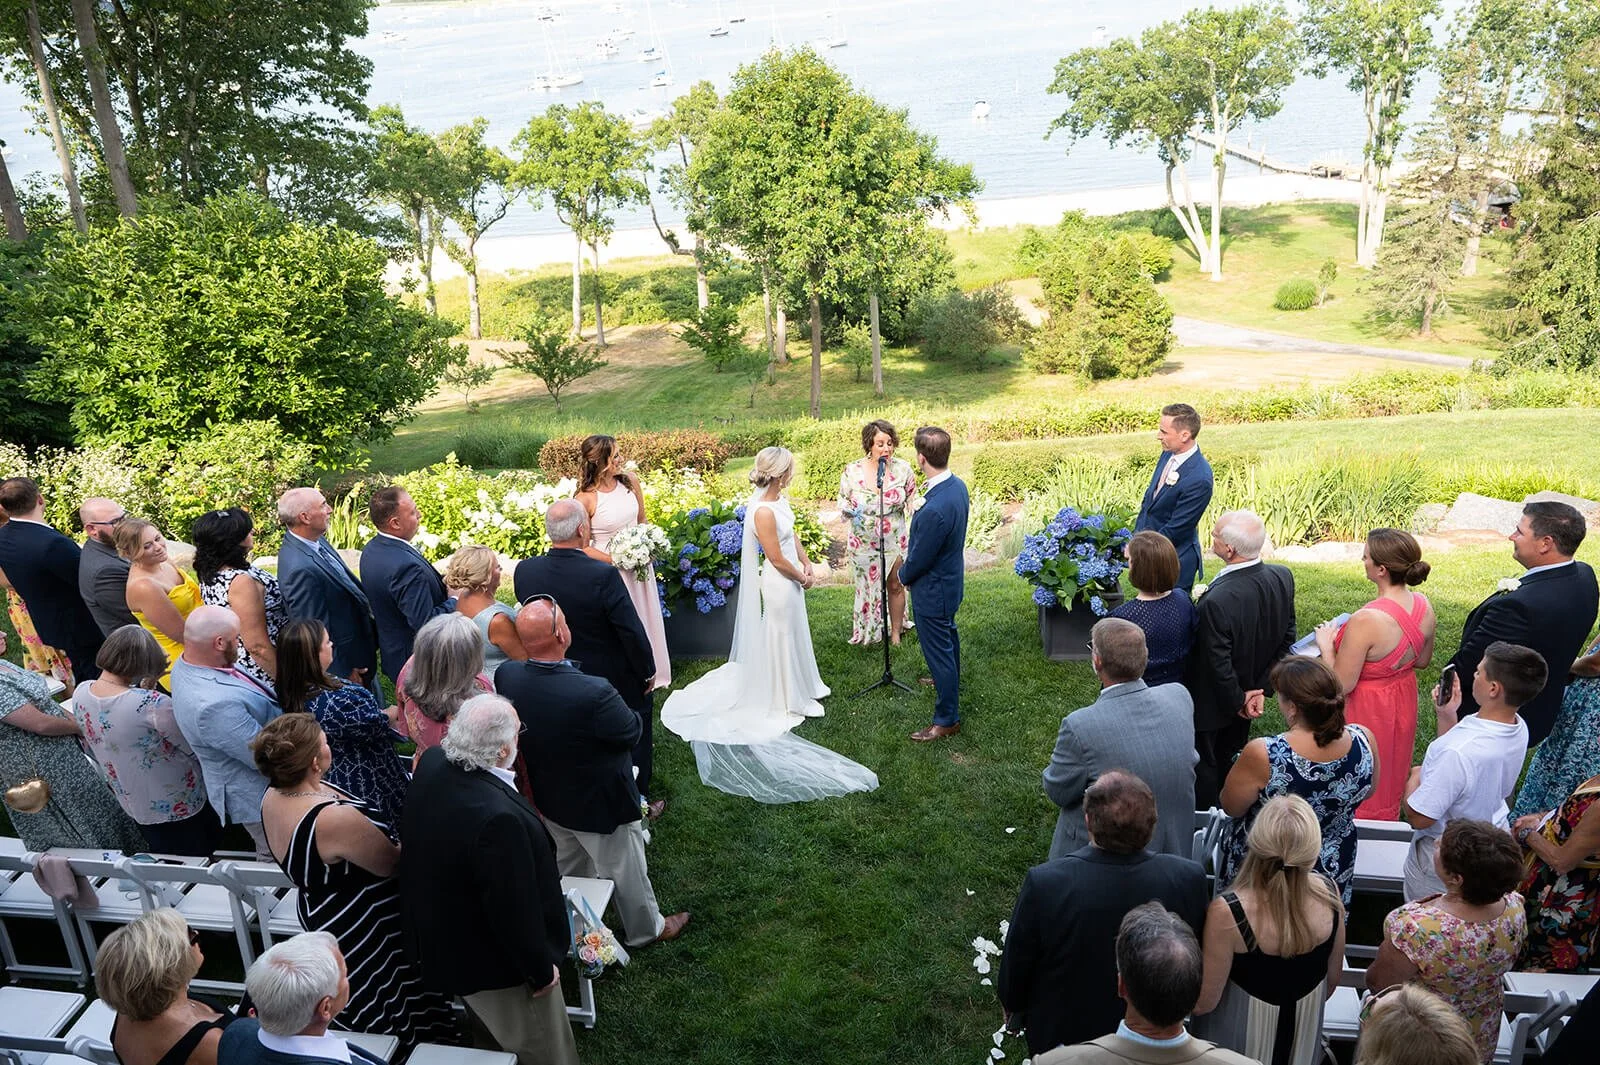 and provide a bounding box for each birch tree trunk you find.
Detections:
[71,0,138,217]
[465,234,482,340]
[25,2,86,234]
[571,229,583,337]
[760,268,775,360]
[590,240,606,347]
[694,234,709,311]
[0,153,27,242]
[808,277,822,419]
[775,300,788,363]
[869,291,884,397]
